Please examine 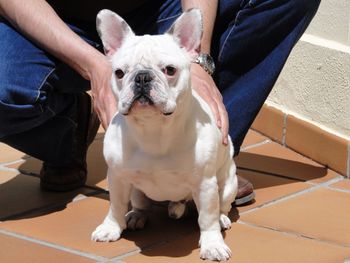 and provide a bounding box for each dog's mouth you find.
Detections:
[132,93,154,106]
[121,91,174,116]
[121,93,157,115]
